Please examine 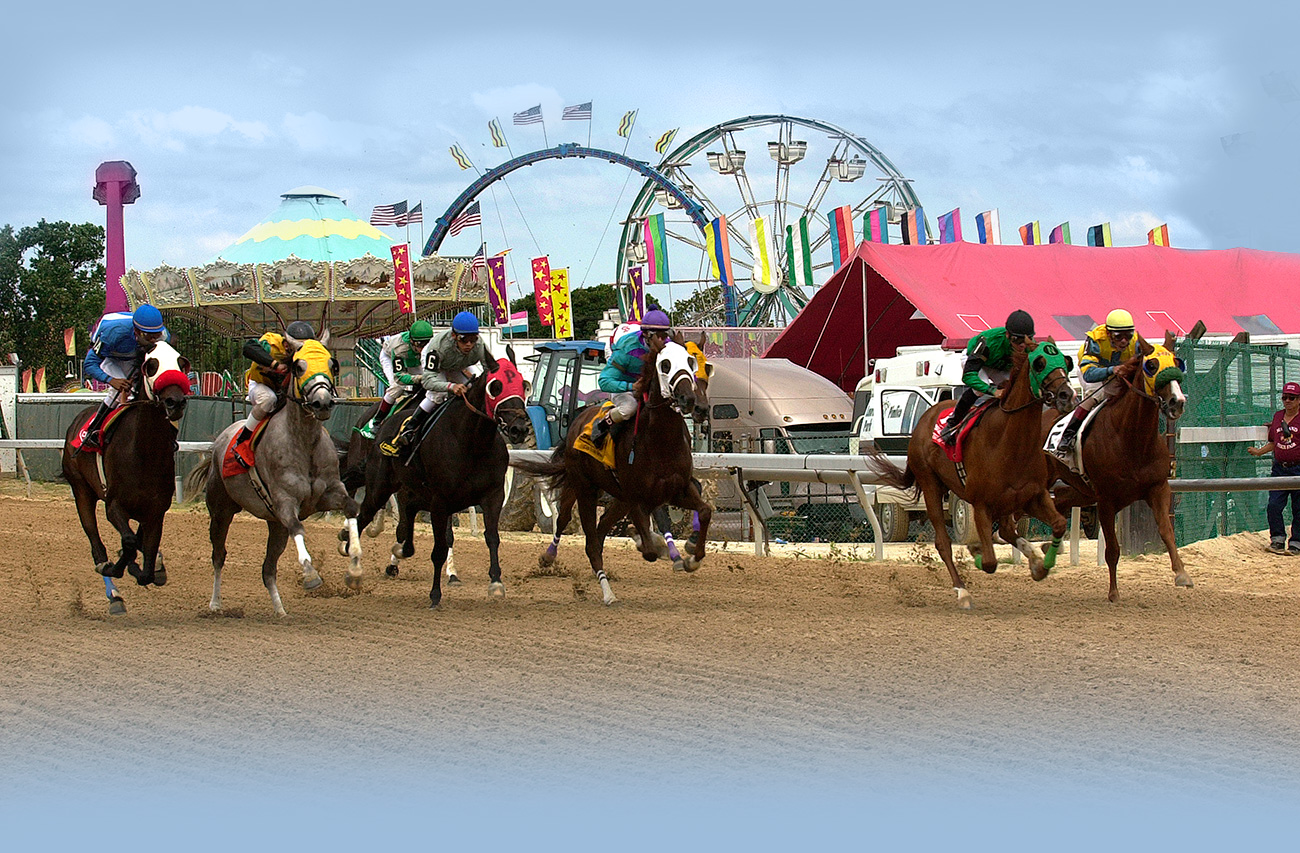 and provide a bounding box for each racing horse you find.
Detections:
[513,338,712,605]
[345,358,532,608]
[63,340,192,614]
[868,341,1076,610]
[1042,332,1191,601]
[188,335,363,616]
